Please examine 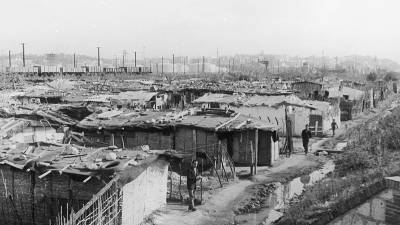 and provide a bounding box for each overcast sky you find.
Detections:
[1,0,399,61]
